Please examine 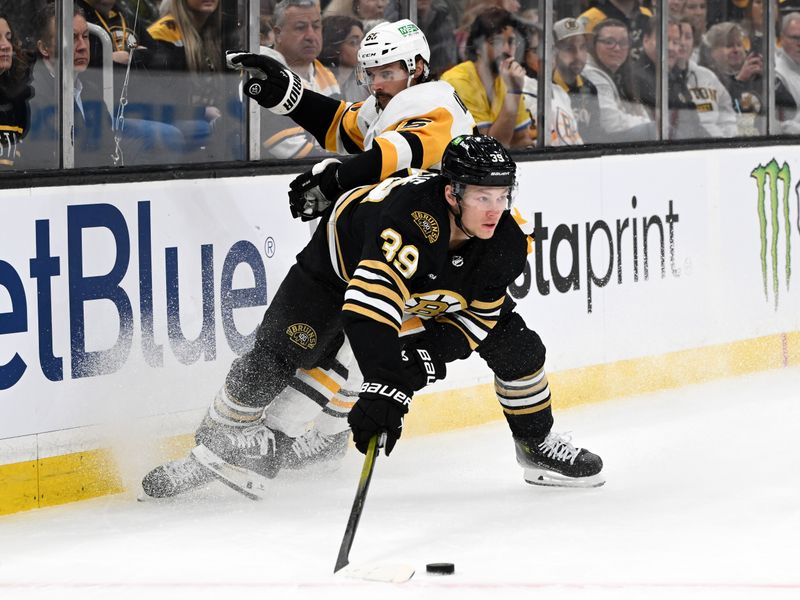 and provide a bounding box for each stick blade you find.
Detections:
[333,555,349,573]
[339,563,415,583]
